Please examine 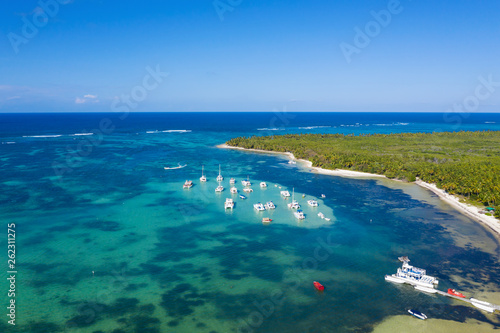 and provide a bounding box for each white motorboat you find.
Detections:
[239,195,246,199]
[216,164,223,182]
[254,203,266,211]
[224,198,234,210]
[230,187,238,194]
[280,191,291,197]
[215,185,224,192]
[294,210,305,219]
[408,309,427,320]
[243,188,253,193]
[470,298,496,313]
[307,200,318,207]
[183,180,193,189]
[260,182,267,188]
[385,258,438,289]
[324,218,331,221]
[318,212,325,219]
[200,165,207,182]
[265,201,276,209]
[321,194,326,198]
[242,179,251,186]
[288,160,296,164]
